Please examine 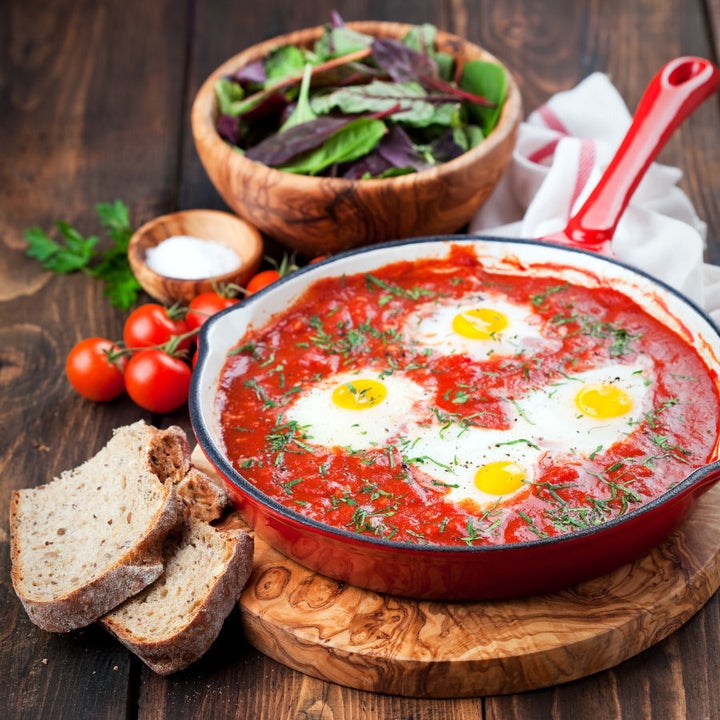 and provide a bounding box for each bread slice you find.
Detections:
[101,467,254,675]
[10,420,190,632]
